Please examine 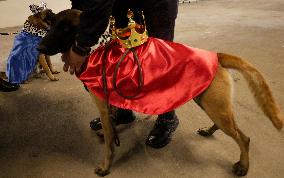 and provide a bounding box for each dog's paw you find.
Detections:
[52,70,60,74]
[232,161,248,176]
[95,165,110,177]
[50,76,59,81]
[197,128,213,137]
